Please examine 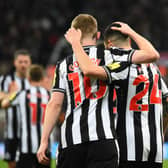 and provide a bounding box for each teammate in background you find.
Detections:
[64,22,168,168]
[1,64,51,168]
[37,14,159,168]
[0,49,31,168]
